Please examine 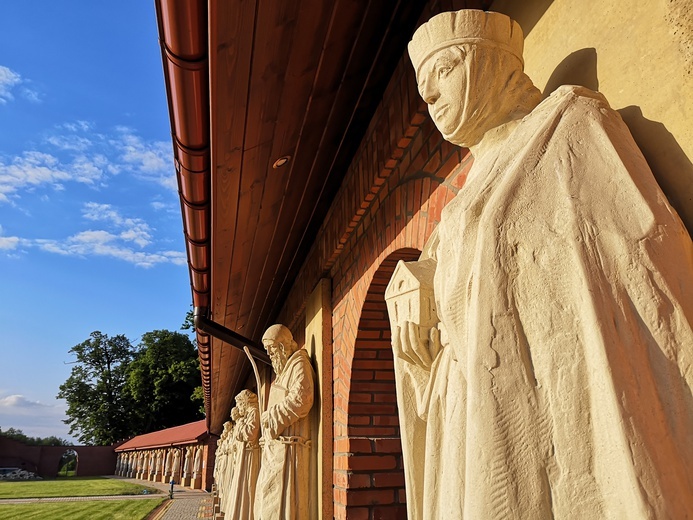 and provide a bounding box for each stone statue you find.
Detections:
[163,449,172,482]
[254,324,315,520]
[156,449,163,478]
[215,419,234,507]
[129,452,137,478]
[149,451,156,480]
[183,446,193,477]
[140,451,148,479]
[386,9,693,520]
[172,449,181,482]
[193,445,202,476]
[224,390,261,520]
